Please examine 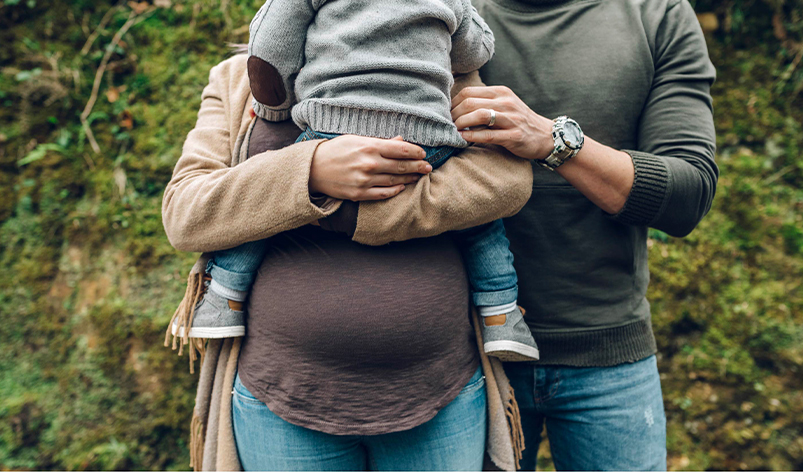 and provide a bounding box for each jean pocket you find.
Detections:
[458,367,486,395]
[233,375,265,405]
